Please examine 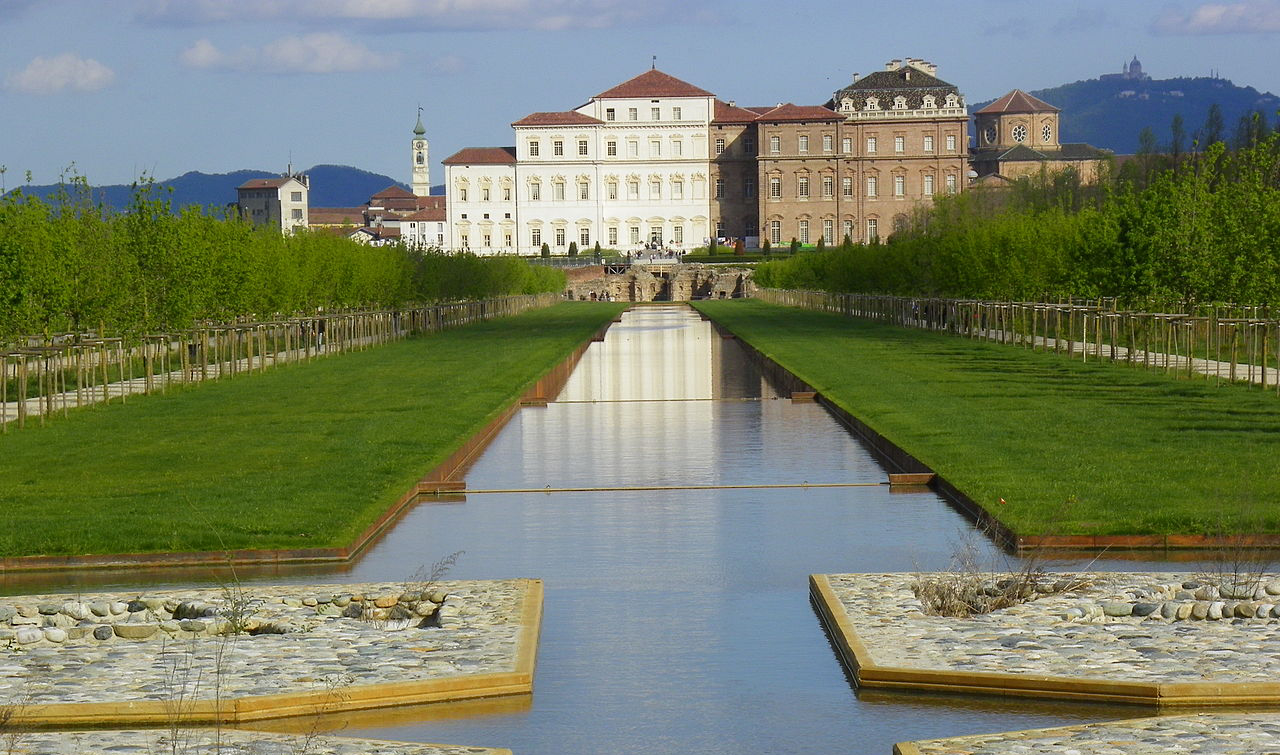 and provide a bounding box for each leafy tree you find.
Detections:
[1202,103,1226,147]
[708,238,718,256]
